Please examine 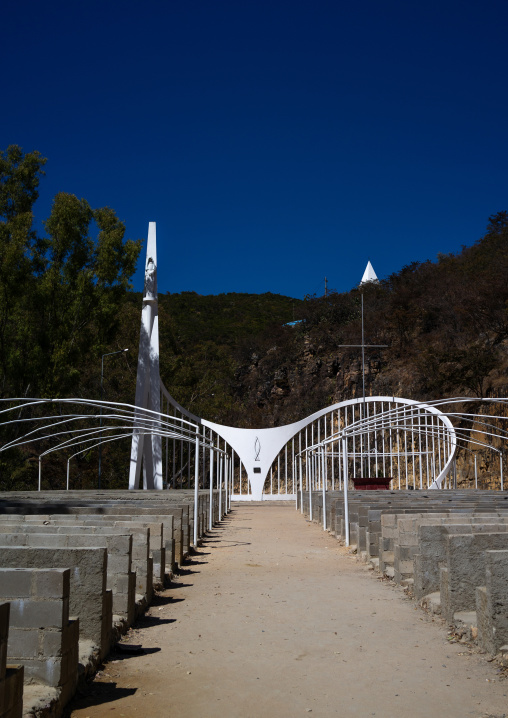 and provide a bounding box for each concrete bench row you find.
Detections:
[300,489,508,657]
[383,515,508,656]
[0,490,226,717]
[299,488,508,546]
[0,489,223,556]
